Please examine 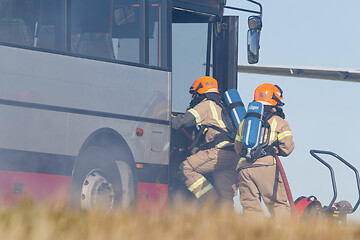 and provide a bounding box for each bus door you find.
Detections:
[169,9,239,197]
